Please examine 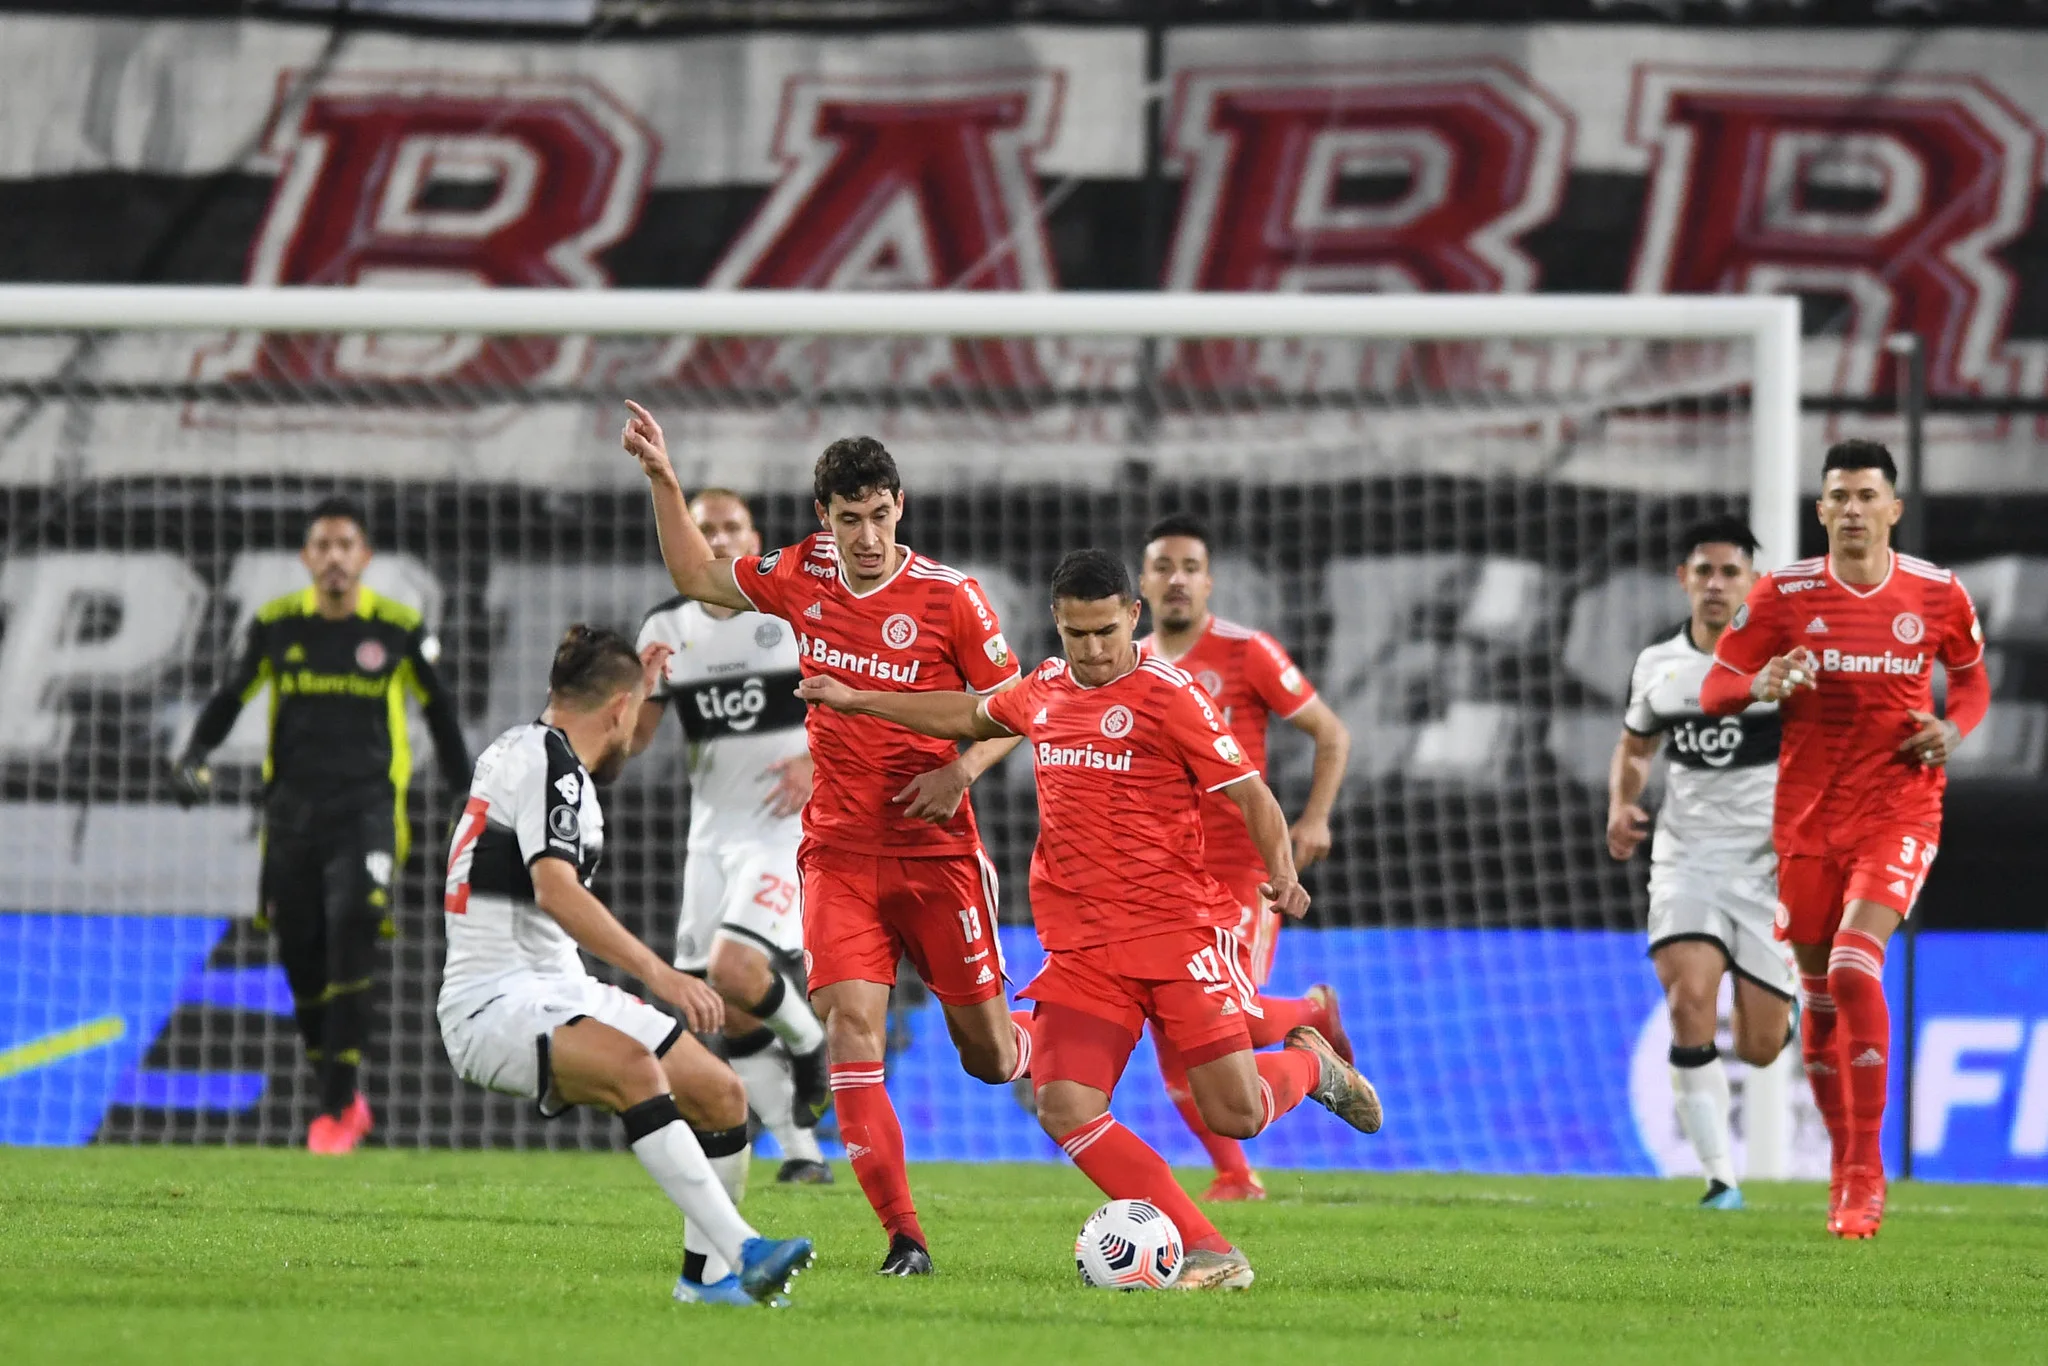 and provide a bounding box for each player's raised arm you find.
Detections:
[795,675,1014,743]
[620,401,753,613]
